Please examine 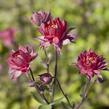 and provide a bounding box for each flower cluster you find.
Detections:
[31,11,76,51]
[7,10,109,109]
[77,50,107,79]
[7,11,108,82]
[8,45,37,80]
